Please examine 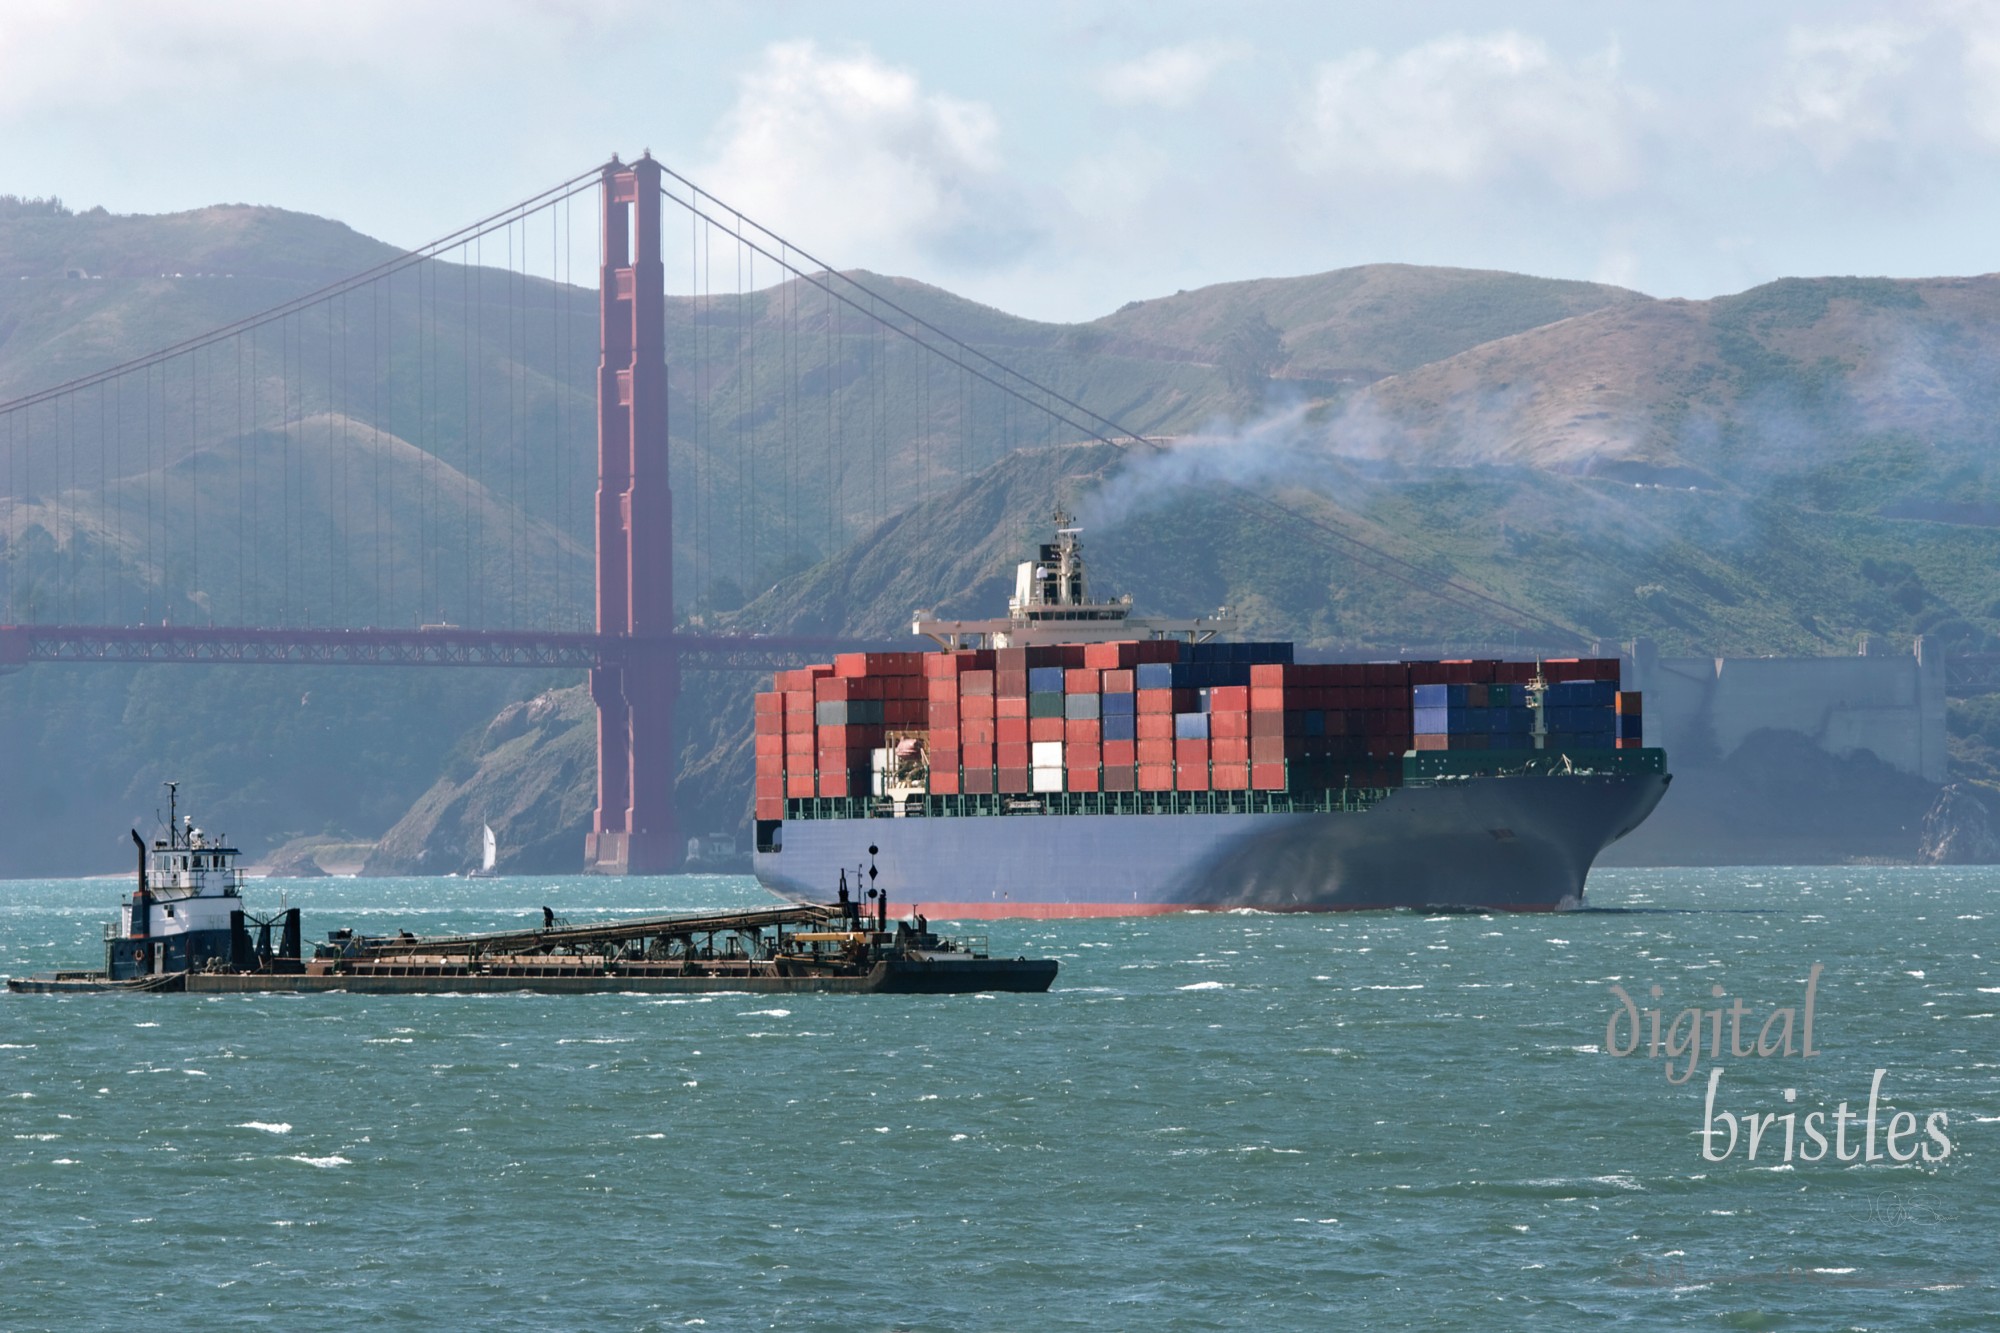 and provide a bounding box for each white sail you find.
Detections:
[481,823,497,873]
